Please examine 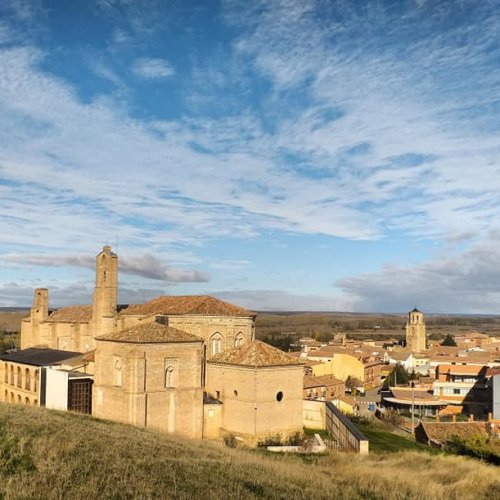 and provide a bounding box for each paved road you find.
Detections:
[352,386,382,411]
